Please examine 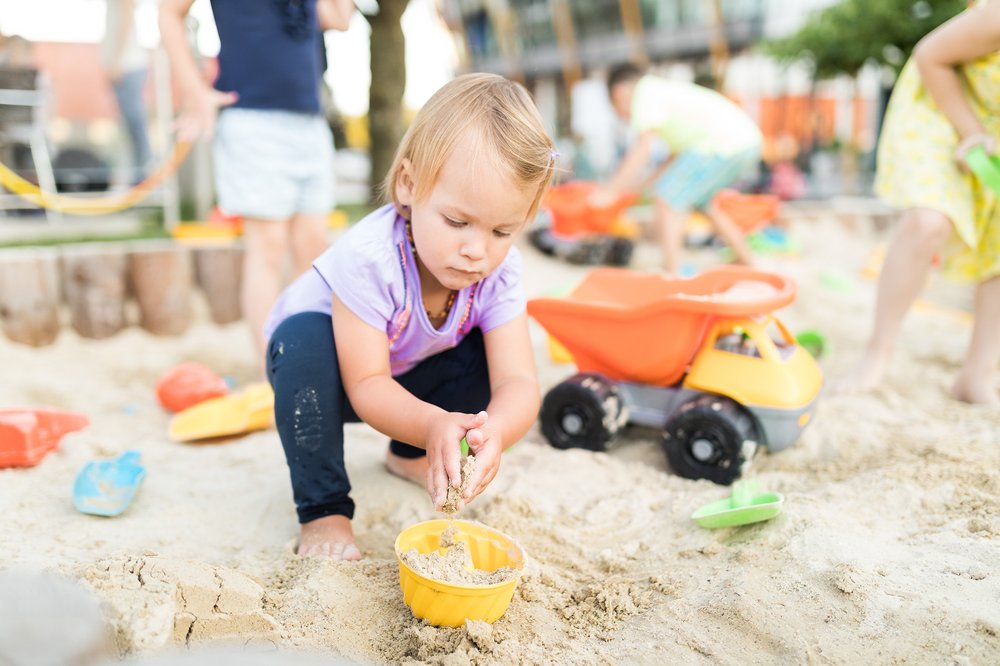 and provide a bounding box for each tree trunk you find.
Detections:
[128,241,193,336]
[193,244,244,325]
[0,249,60,347]
[60,244,128,339]
[368,0,408,205]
